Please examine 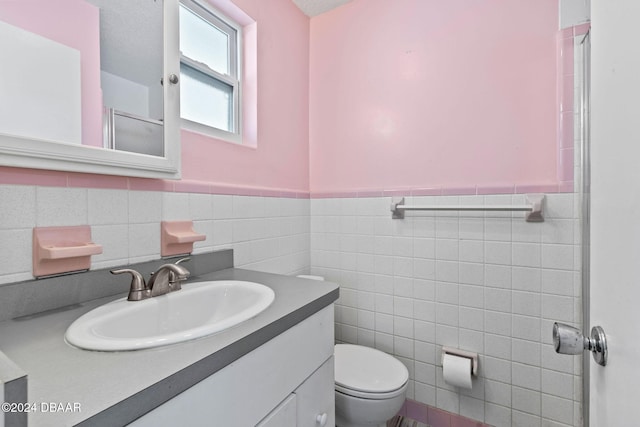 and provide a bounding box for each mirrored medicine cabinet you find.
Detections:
[0,0,181,179]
